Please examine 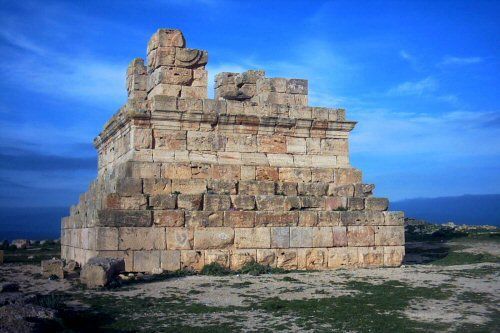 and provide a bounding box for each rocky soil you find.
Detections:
[0,236,499,332]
